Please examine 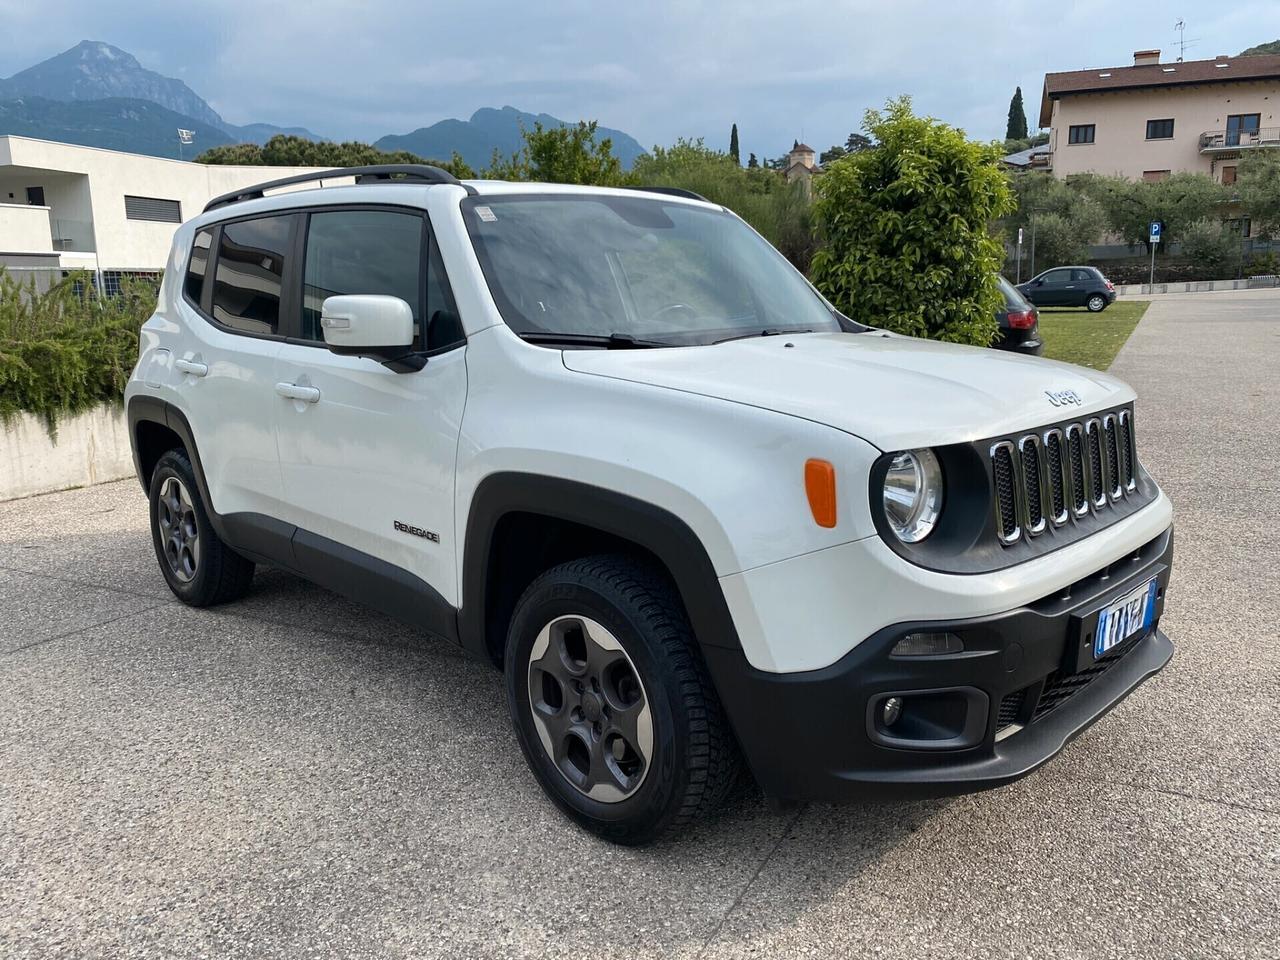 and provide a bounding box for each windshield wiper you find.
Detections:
[712,327,814,345]
[517,331,673,349]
